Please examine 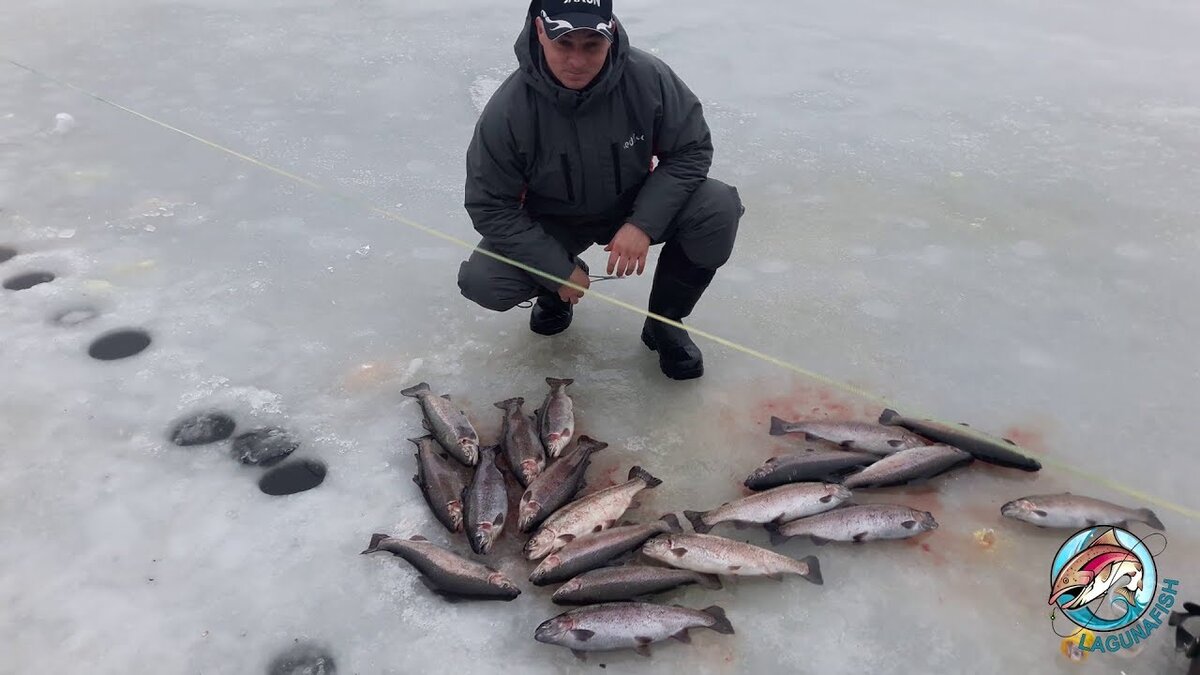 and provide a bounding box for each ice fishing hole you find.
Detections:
[170,411,237,446]
[0,246,16,264]
[50,306,100,327]
[267,643,337,674]
[259,460,327,496]
[4,271,55,290]
[88,328,152,361]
